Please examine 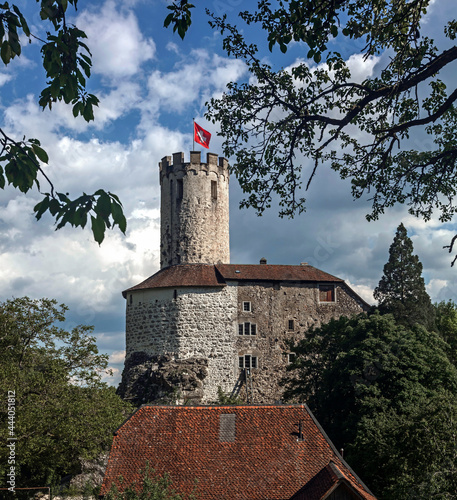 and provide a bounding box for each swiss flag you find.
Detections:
[194,122,211,149]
